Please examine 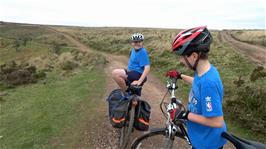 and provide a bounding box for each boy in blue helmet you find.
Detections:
[112,33,150,96]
